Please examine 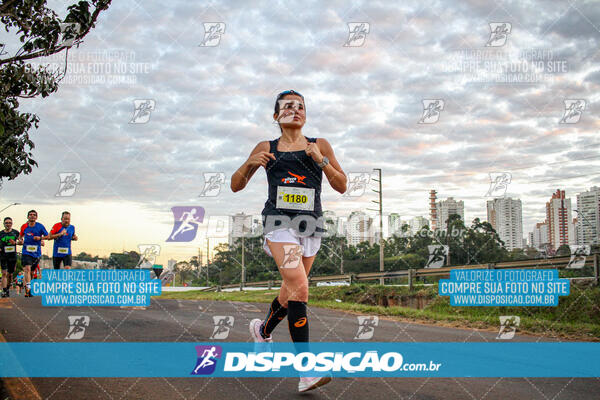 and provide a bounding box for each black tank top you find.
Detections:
[261,136,324,236]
